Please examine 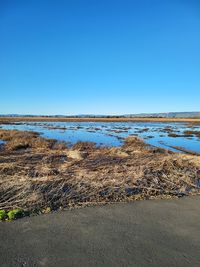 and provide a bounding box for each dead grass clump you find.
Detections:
[184,130,200,138]
[72,141,96,151]
[123,136,148,149]
[32,137,57,150]
[0,129,62,151]
[0,129,38,141]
